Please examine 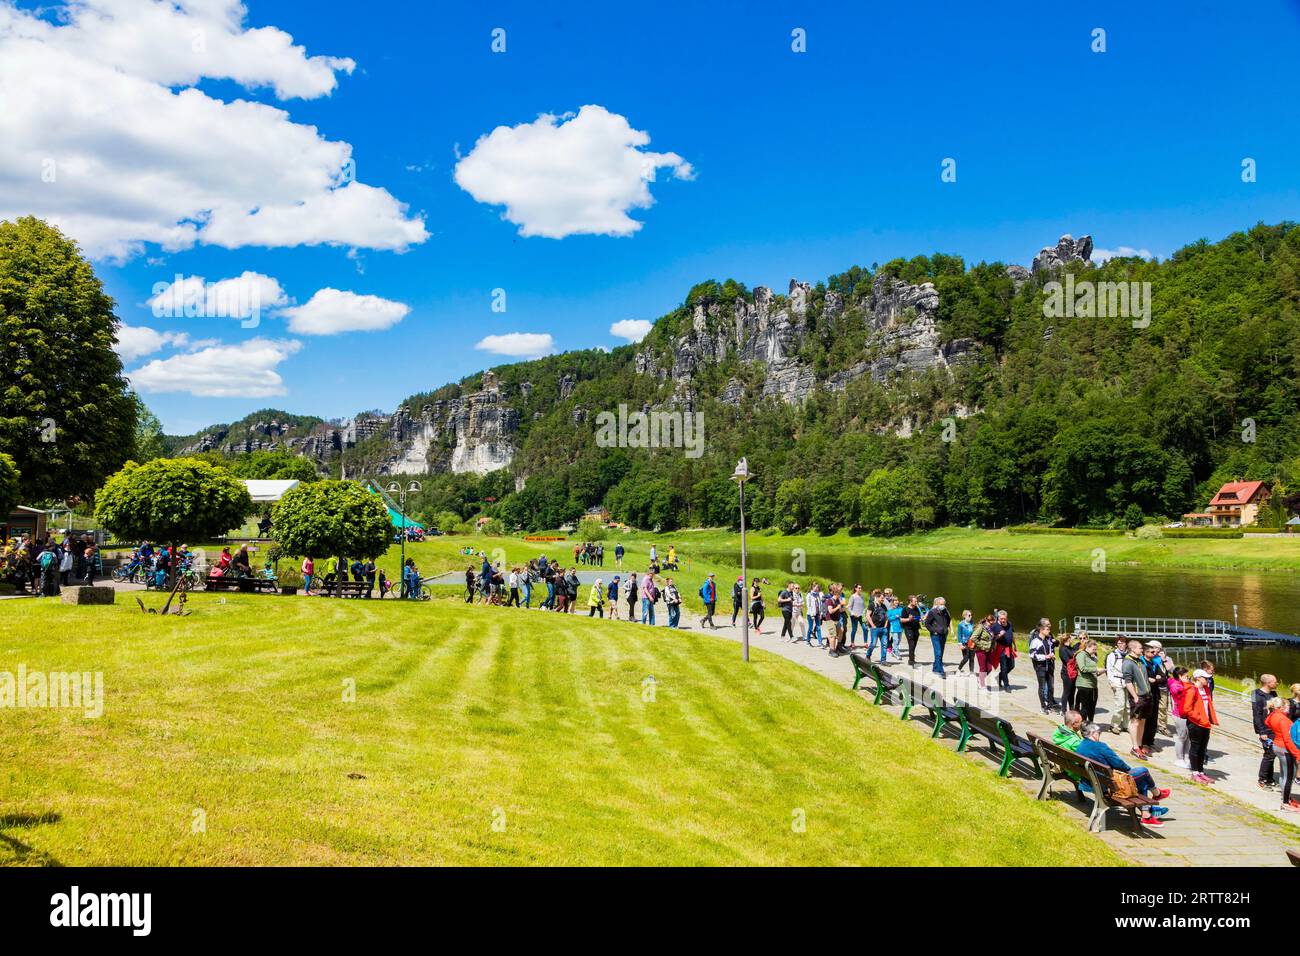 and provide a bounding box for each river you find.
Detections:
[708,548,1299,683]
